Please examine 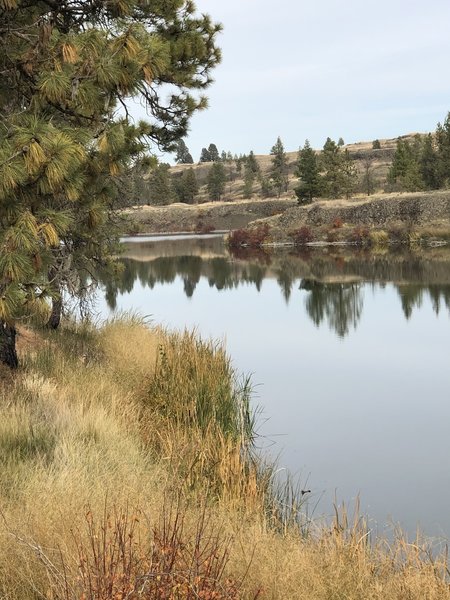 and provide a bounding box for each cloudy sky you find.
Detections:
[155,0,450,162]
